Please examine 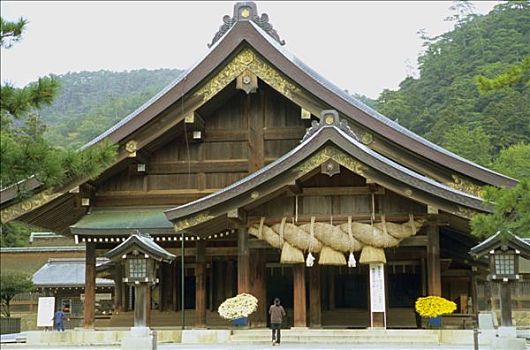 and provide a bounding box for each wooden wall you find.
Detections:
[95,83,310,208]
